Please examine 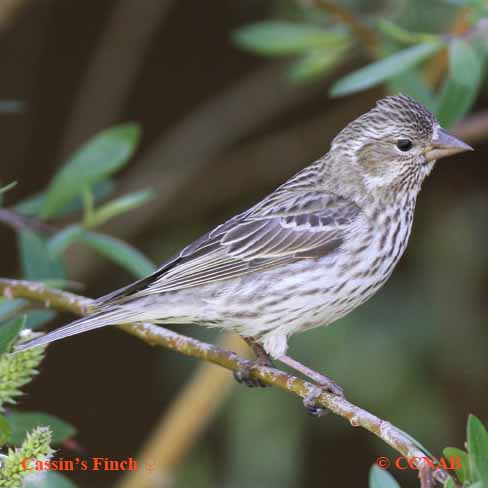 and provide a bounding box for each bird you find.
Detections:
[16,94,472,401]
